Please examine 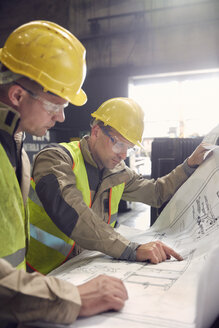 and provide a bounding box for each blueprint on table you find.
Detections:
[203,123,219,144]
[44,147,219,328]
